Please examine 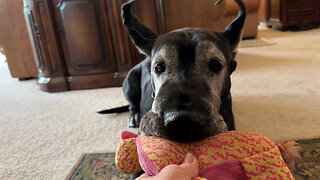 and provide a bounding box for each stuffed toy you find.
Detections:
[115,112,300,179]
[116,130,301,180]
